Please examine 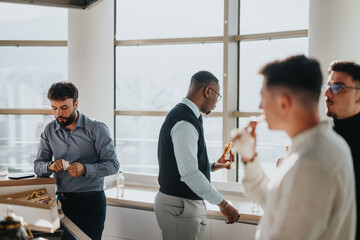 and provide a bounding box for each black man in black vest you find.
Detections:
[155,71,239,240]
